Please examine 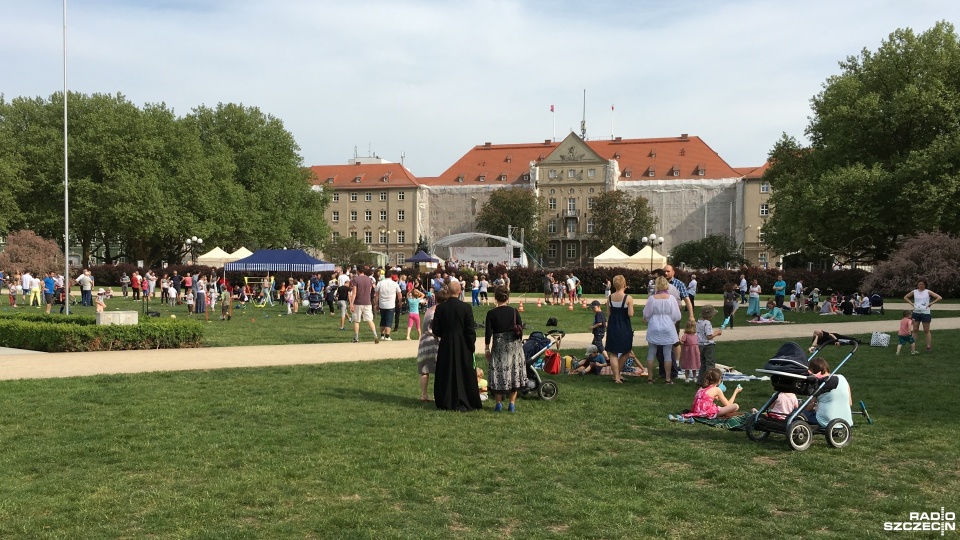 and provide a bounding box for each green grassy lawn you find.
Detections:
[0,332,957,539]
[5,291,956,348]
